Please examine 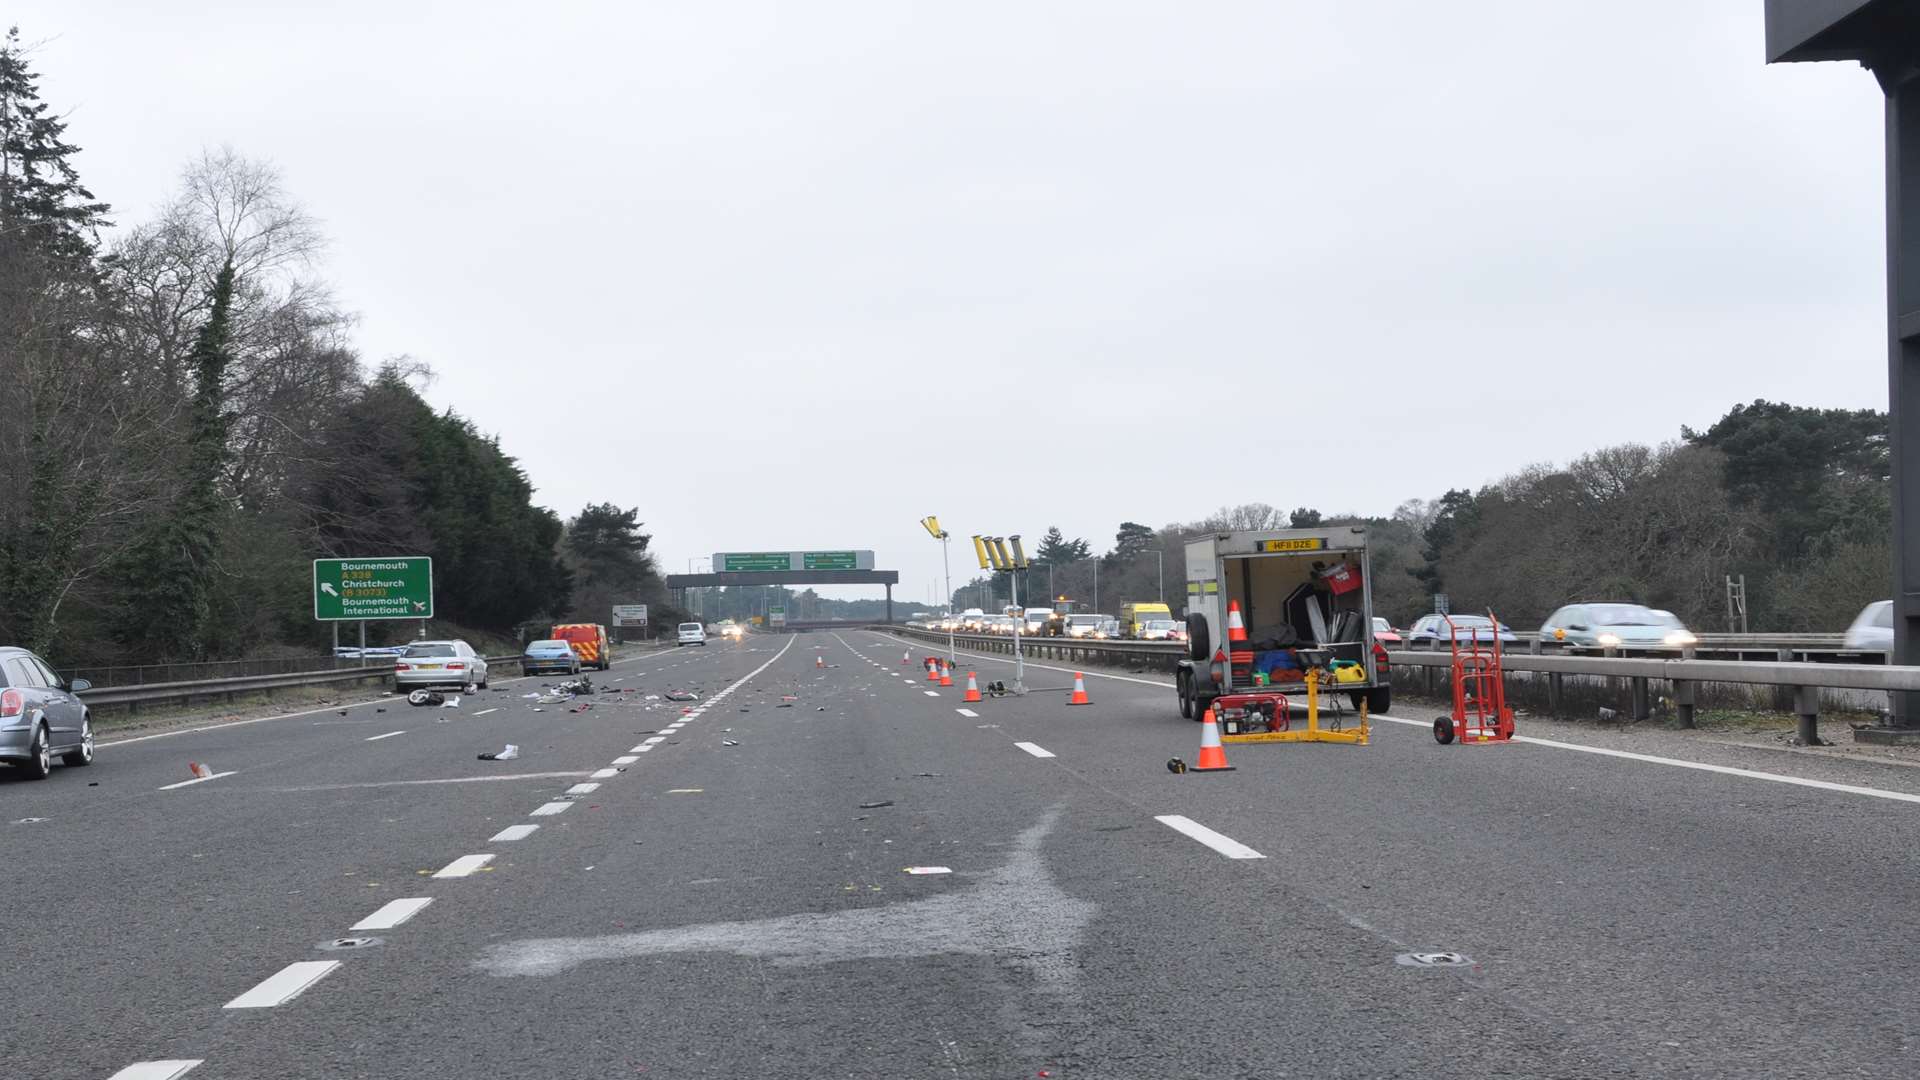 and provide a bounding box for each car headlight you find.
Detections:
[1596,633,1622,647]
[1664,630,1696,646]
